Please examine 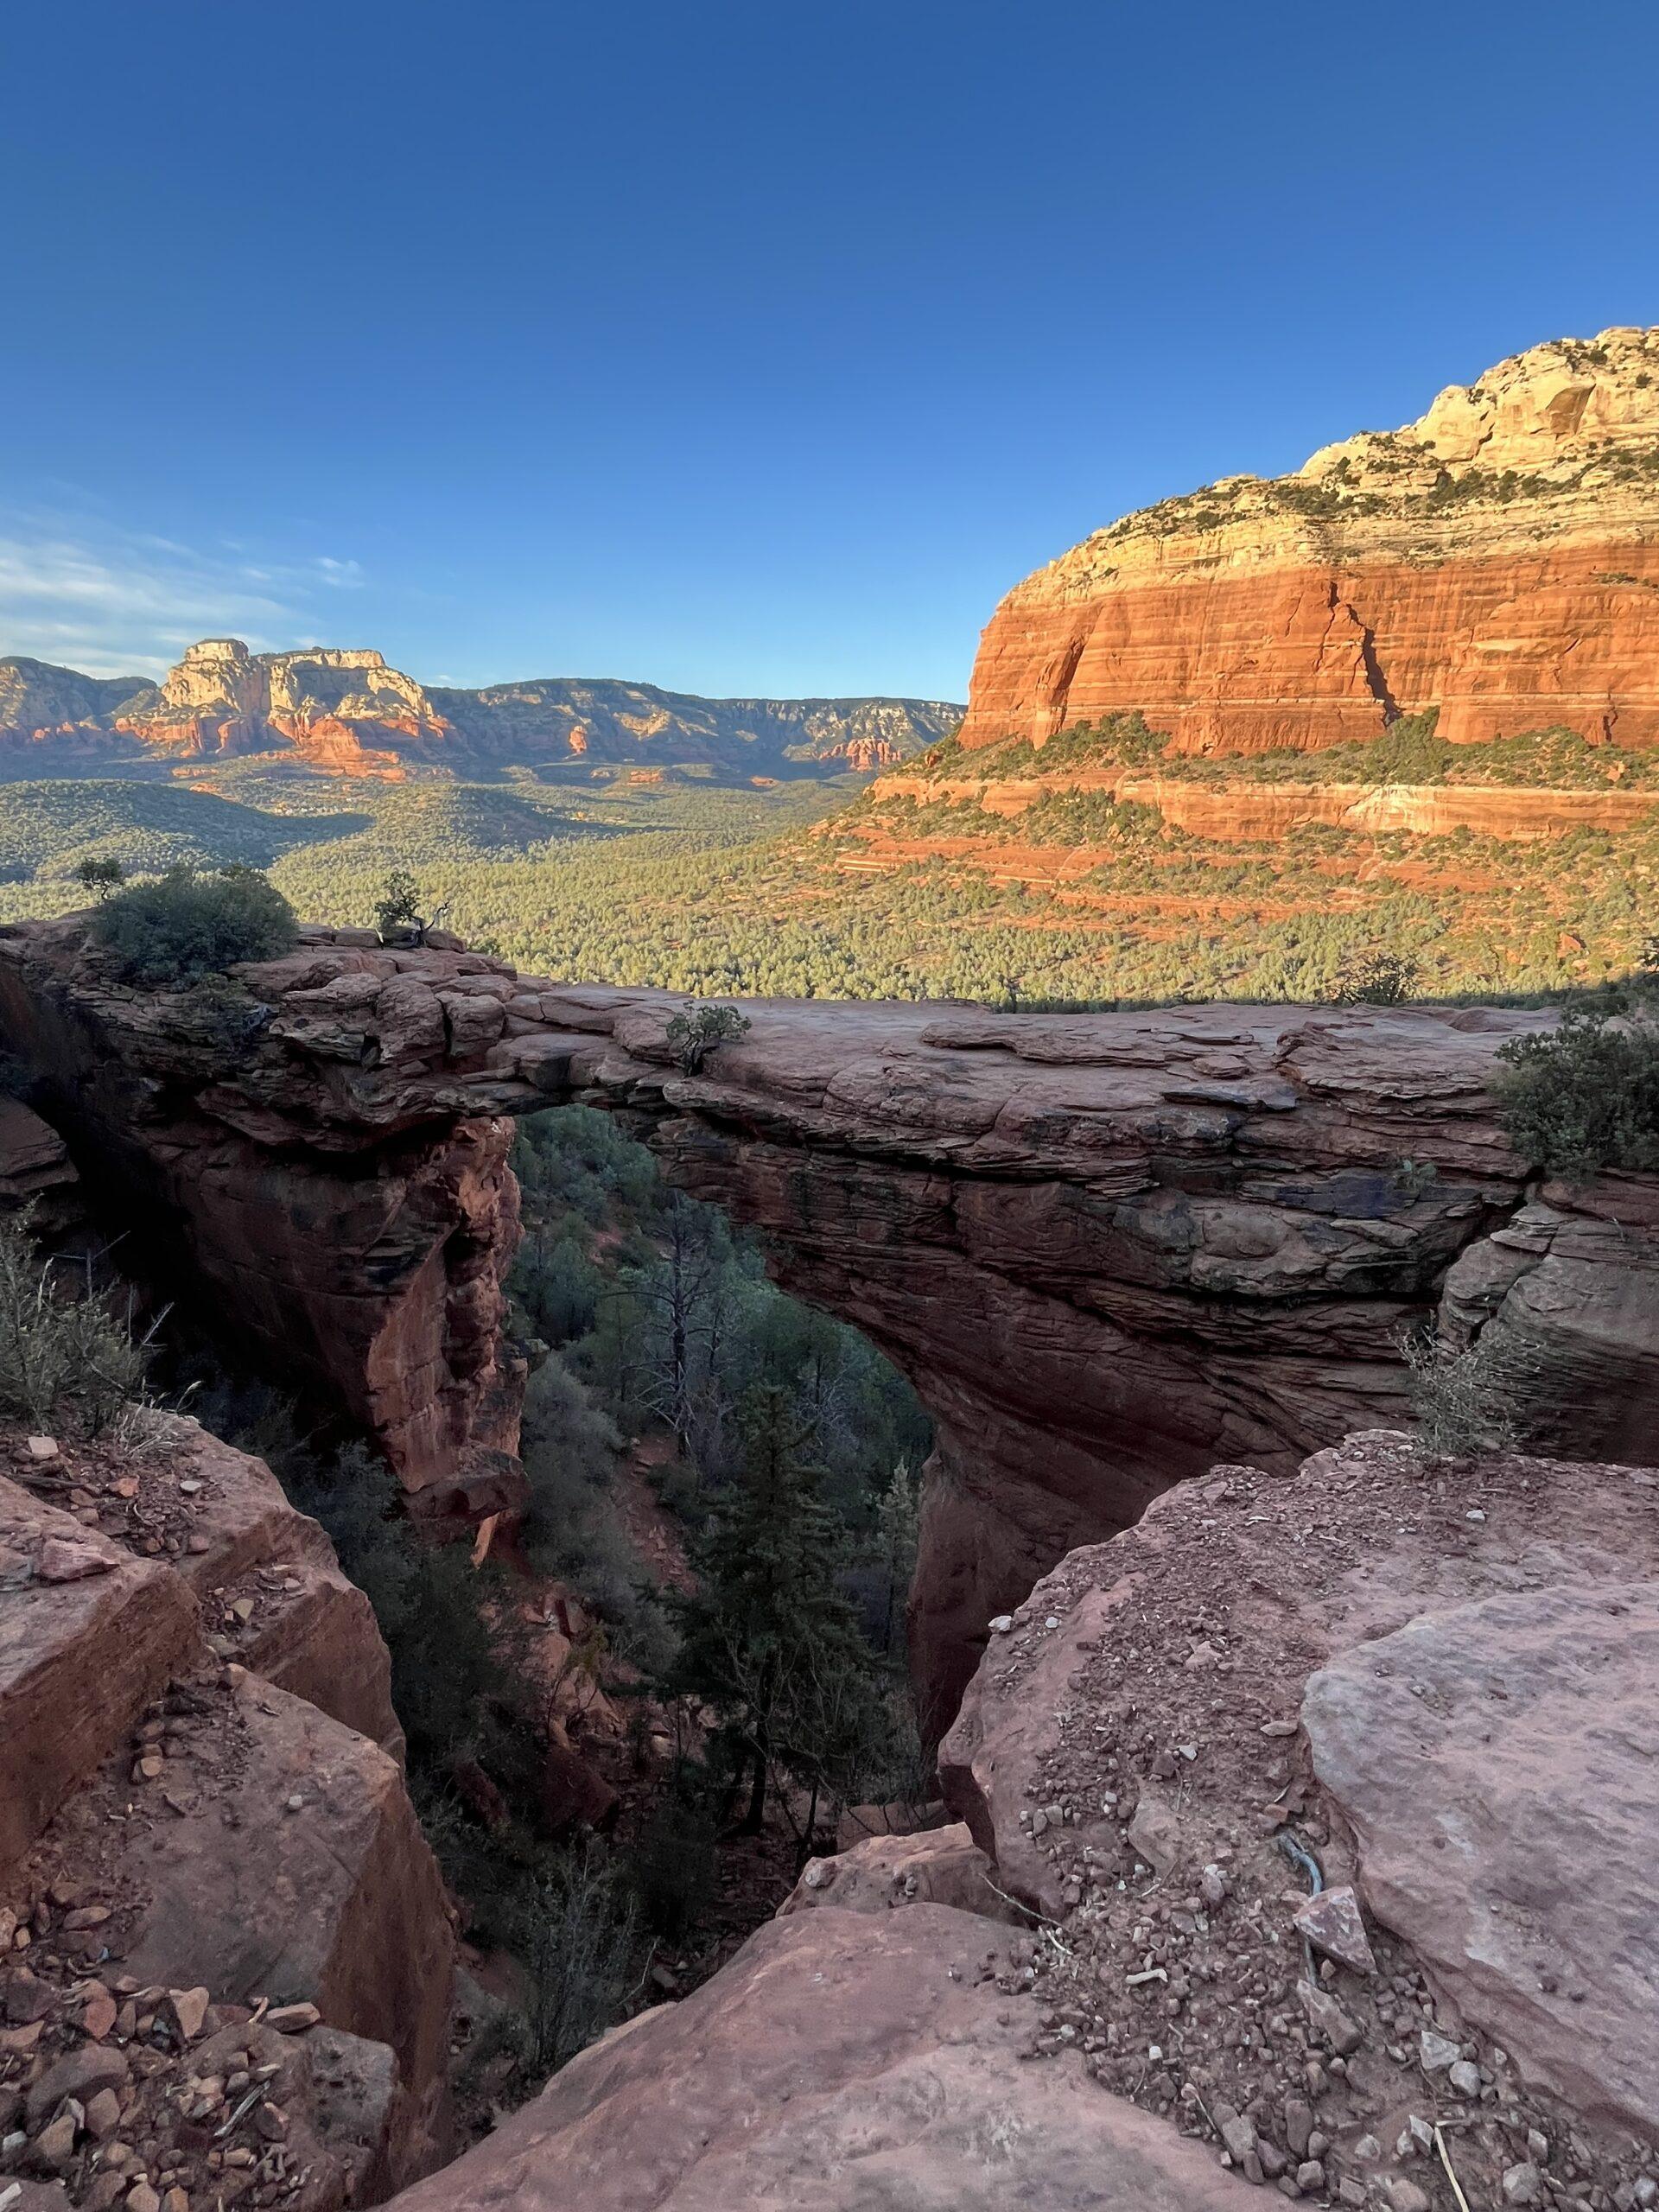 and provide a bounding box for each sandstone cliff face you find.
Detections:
[426,678,962,777]
[2,918,1655,1738]
[0,1412,455,2202]
[0,660,143,764]
[963,327,1659,754]
[111,639,448,775]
